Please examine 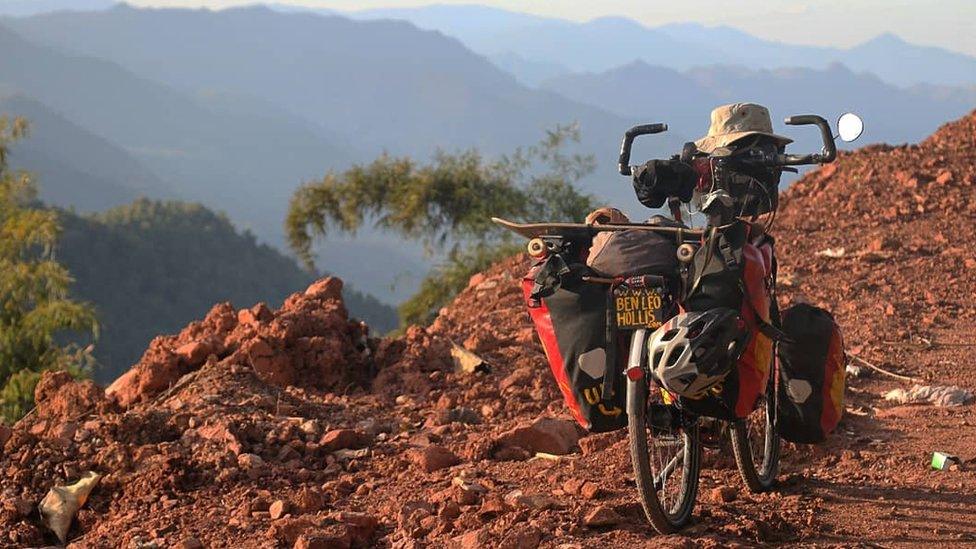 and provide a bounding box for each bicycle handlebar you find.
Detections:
[619,114,838,176]
[781,114,837,165]
[736,115,837,168]
[618,123,668,176]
